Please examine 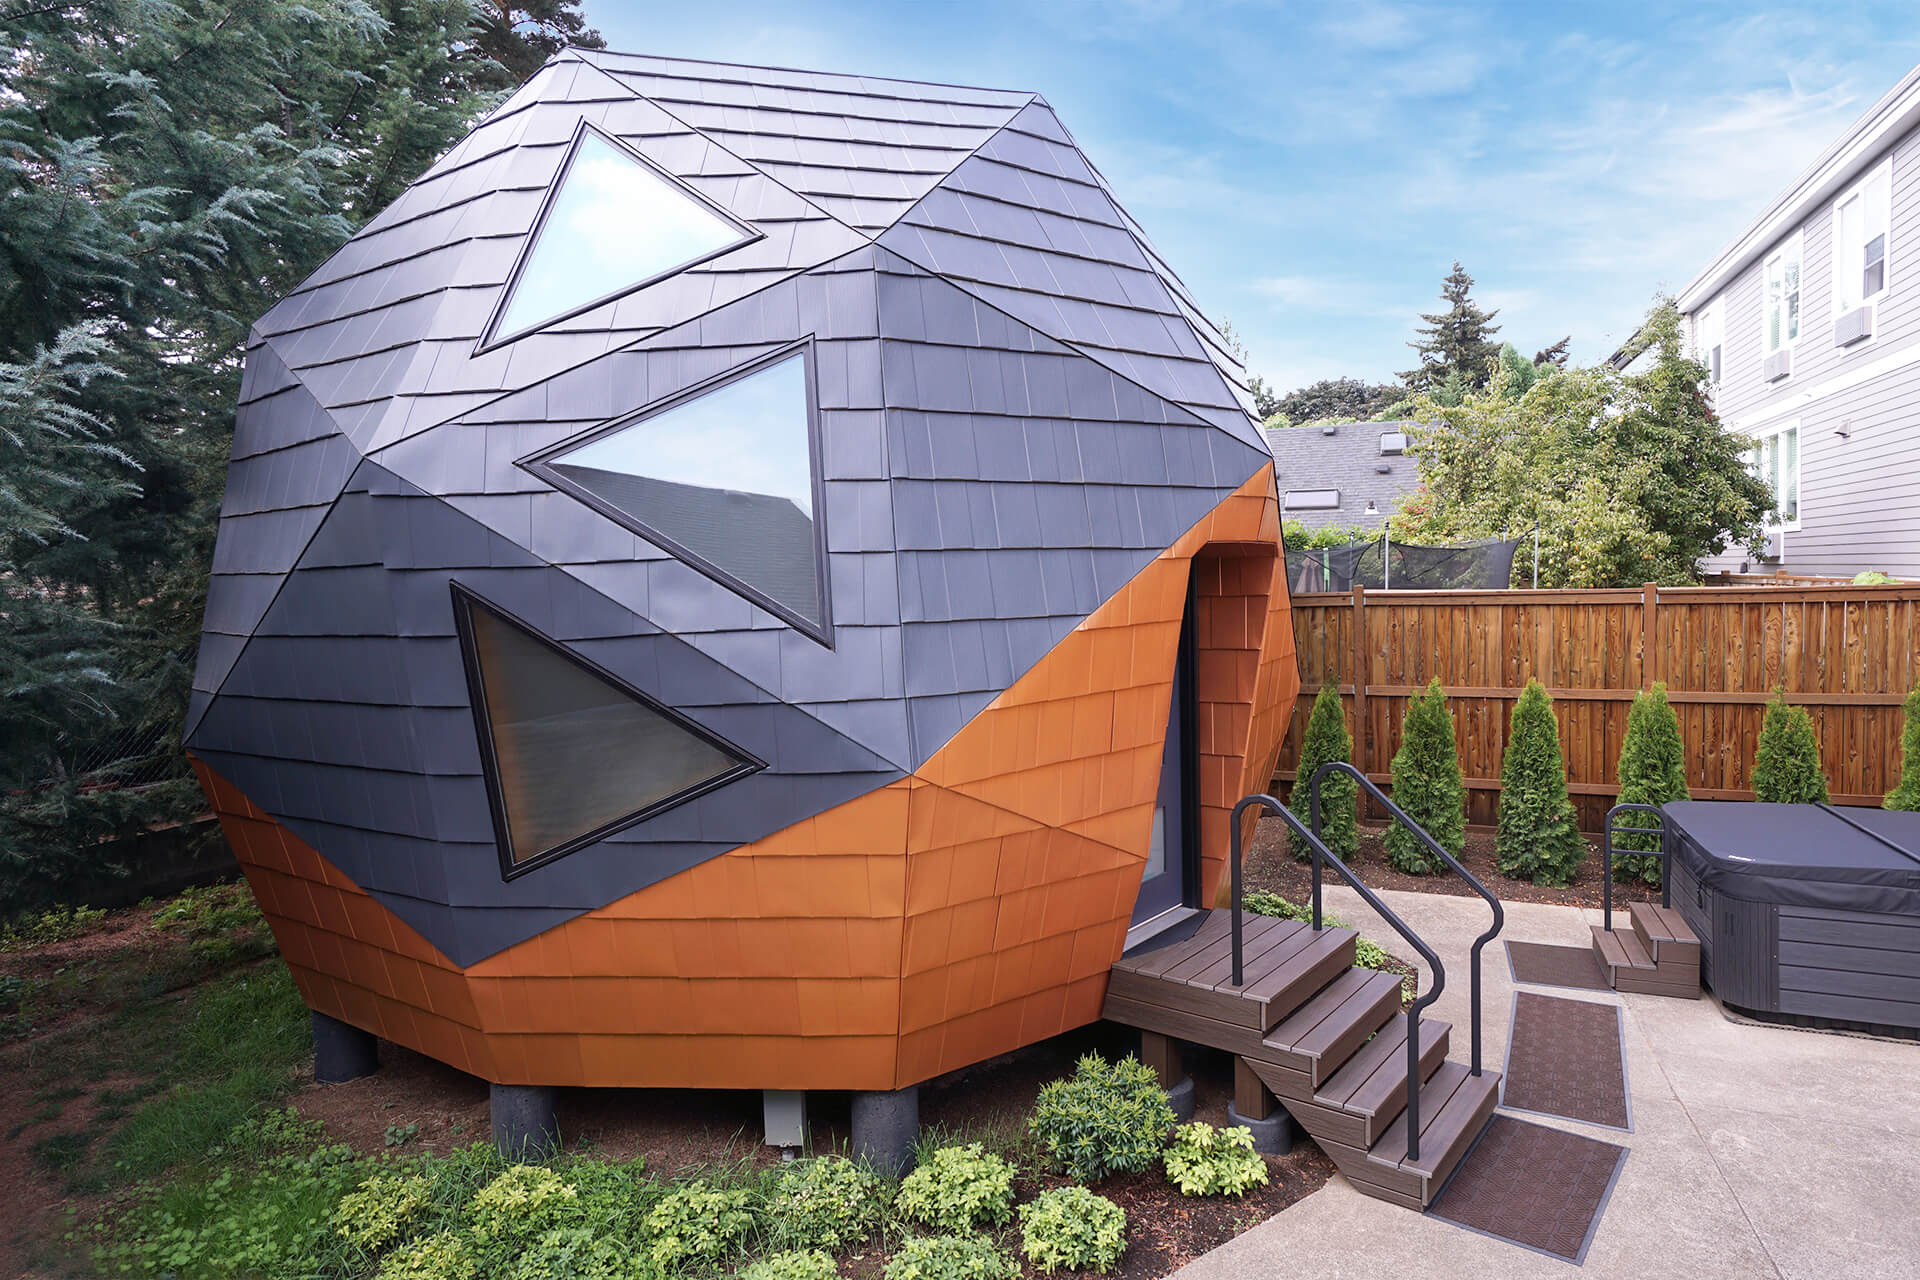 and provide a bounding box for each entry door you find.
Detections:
[1132,577,1199,924]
